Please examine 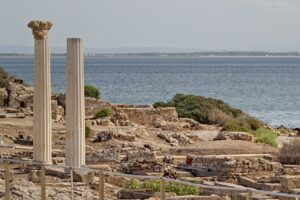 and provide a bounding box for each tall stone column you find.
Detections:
[65,38,85,168]
[28,21,53,164]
